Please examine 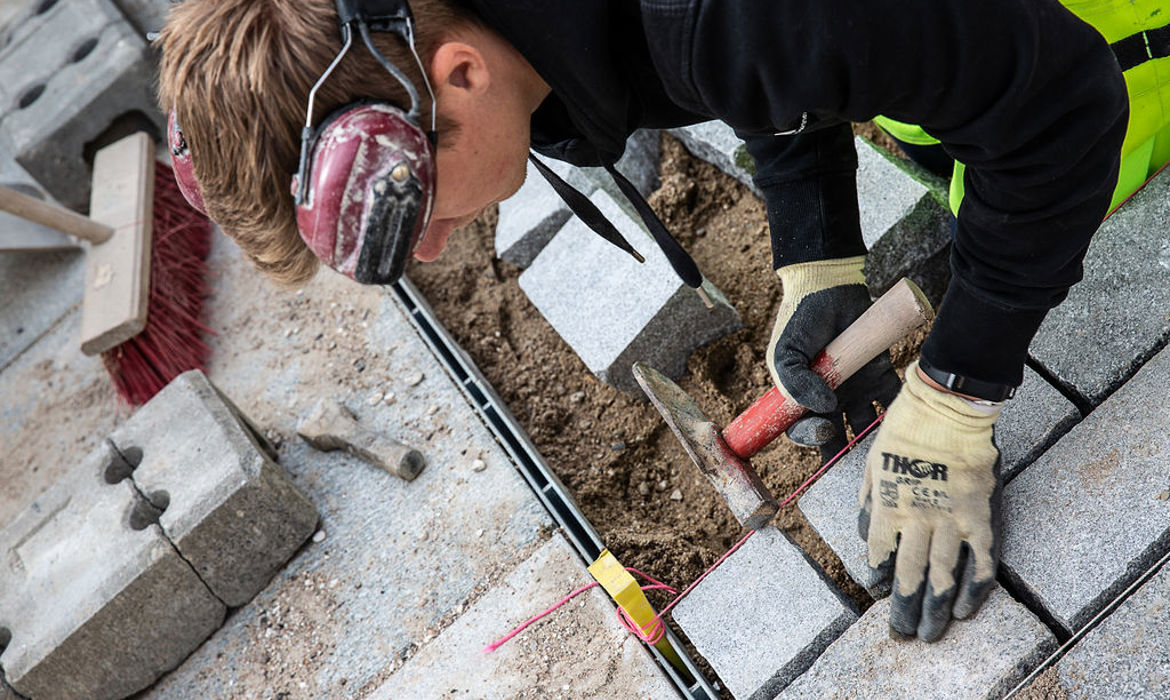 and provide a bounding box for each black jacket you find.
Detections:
[465,0,1128,387]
